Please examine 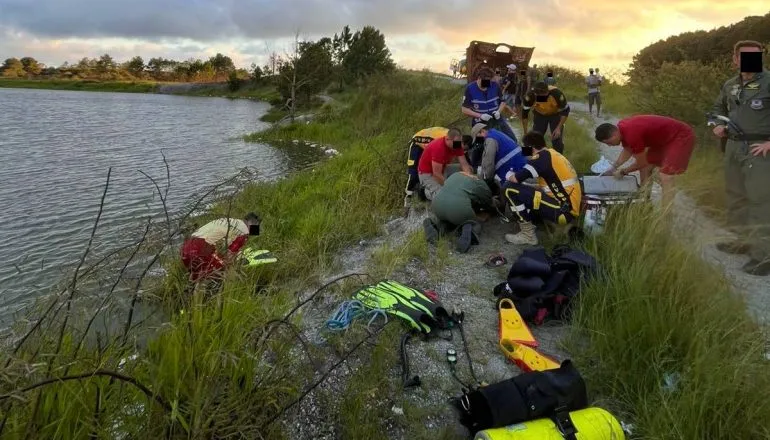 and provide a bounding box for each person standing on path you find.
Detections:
[461,65,519,142]
[594,115,695,210]
[710,40,770,276]
[417,128,473,201]
[521,81,571,154]
[586,68,603,117]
